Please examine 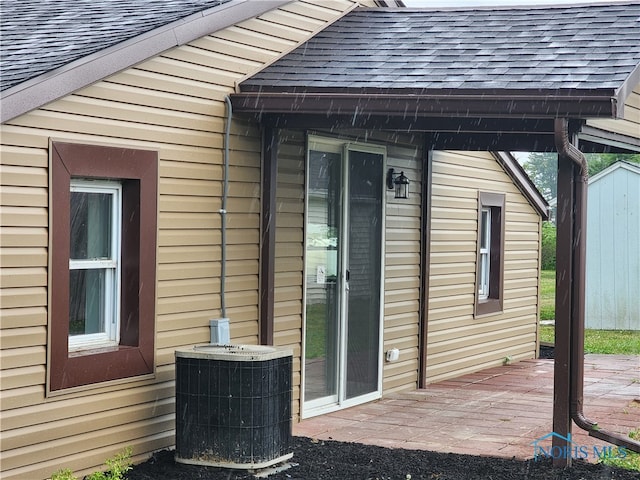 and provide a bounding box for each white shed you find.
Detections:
[586,161,640,330]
